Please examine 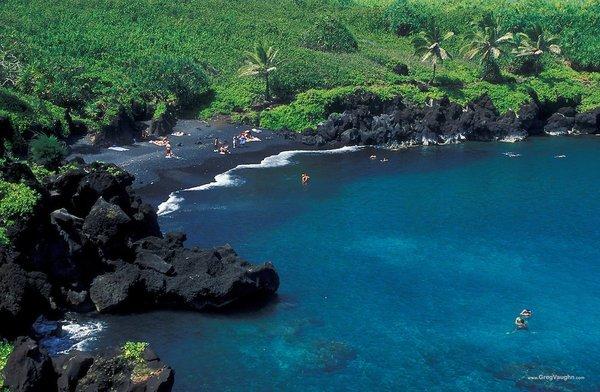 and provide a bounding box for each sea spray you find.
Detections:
[157,146,362,216]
